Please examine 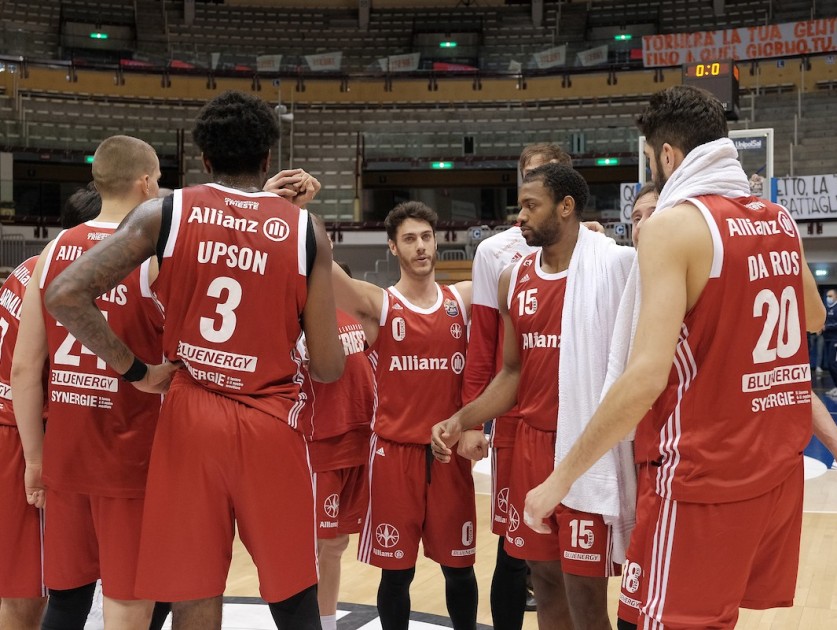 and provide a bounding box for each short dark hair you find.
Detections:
[193,91,279,176]
[62,182,101,228]
[635,182,658,203]
[384,201,438,241]
[522,164,589,217]
[637,85,729,156]
[518,143,573,175]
